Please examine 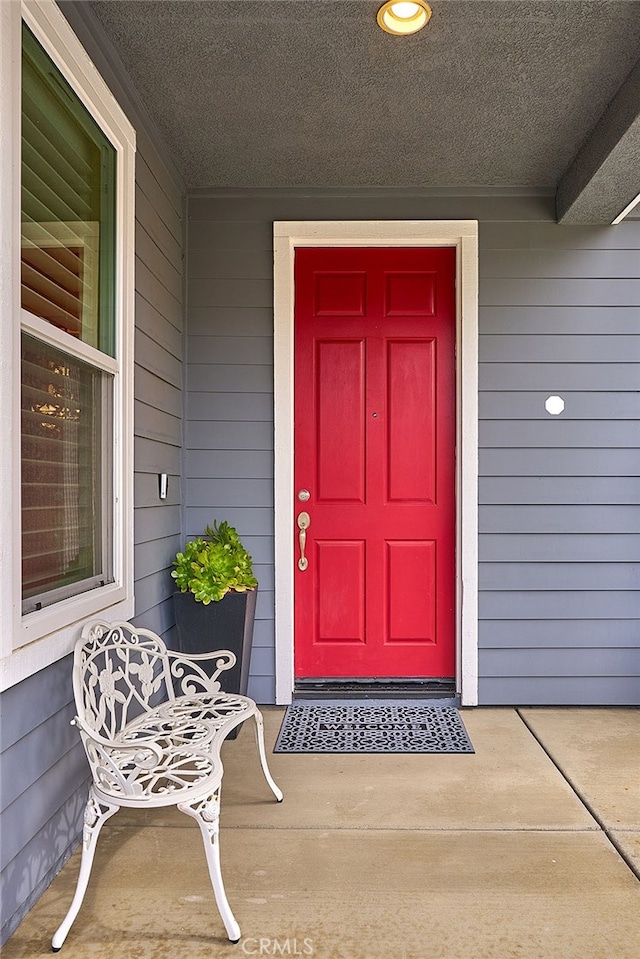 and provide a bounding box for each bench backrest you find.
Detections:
[74,620,235,740]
